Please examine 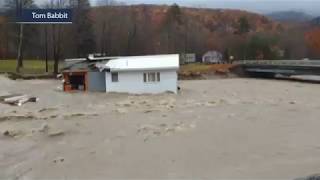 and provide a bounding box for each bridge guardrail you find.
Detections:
[234,60,320,66]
